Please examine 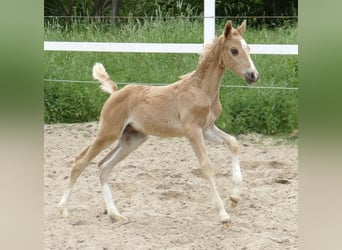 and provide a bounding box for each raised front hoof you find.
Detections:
[230,194,240,208]
[109,213,128,223]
